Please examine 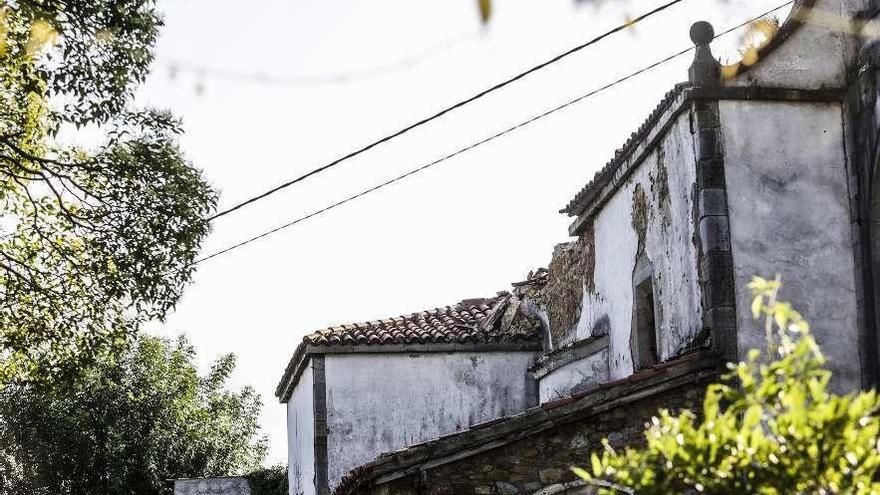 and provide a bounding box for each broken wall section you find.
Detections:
[530,109,704,395]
